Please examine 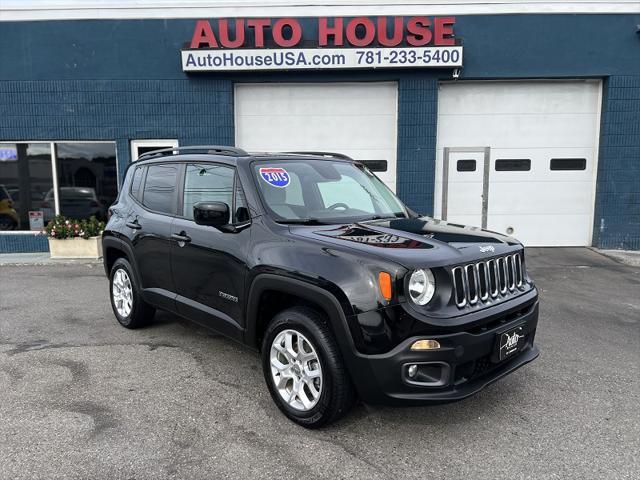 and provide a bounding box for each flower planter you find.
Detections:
[48,235,103,259]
